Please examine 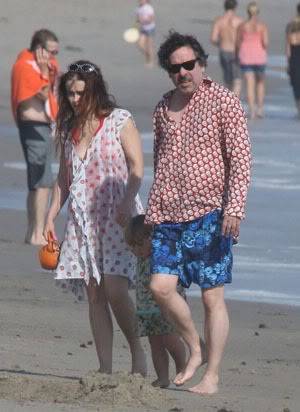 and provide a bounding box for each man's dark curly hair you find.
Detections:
[158,31,208,71]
